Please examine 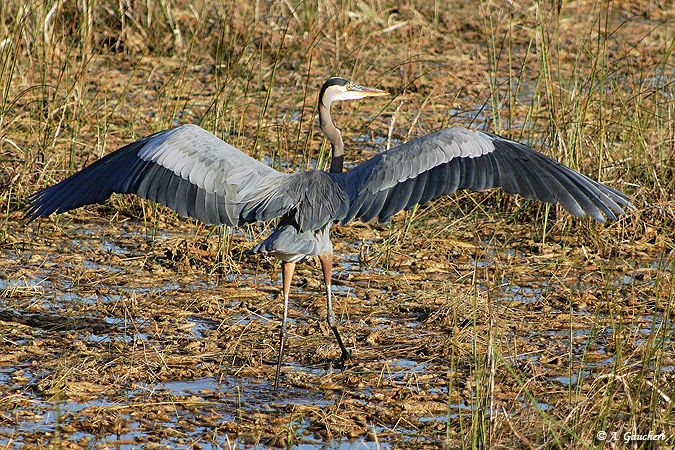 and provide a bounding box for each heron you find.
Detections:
[27,76,633,389]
